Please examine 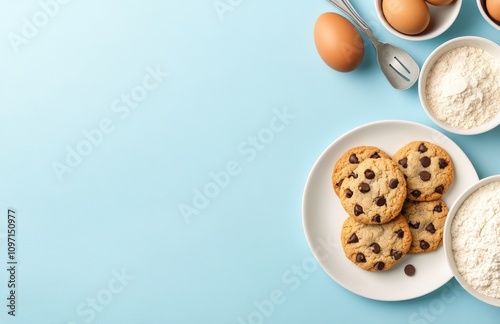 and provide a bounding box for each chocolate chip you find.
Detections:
[372,215,381,223]
[418,143,428,153]
[348,172,358,179]
[420,156,431,167]
[409,221,420,229]
[425,223,436,234]
[439,158,448,169]
[433,204,442,213]
[359,183,370,193]
[375,196,386,207]
[398,158,408,168]
[356,253,366,262]
[370,243,381,254]
[390,249,402,260]
[419,171,431,181]
[404,264,416,276]
[411,190,421,198]
[370,152,381,159]
[389,179,399,189]
[374,262,385,271]
[395,229,404,238]
[364,169,375,179]
[336,179,344,188]
[435,185,444,194]
[354,204,364,216]
[345,189,353,198]
[420,240,430,250]
[349,154,359,164]
[347,233,358,244]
